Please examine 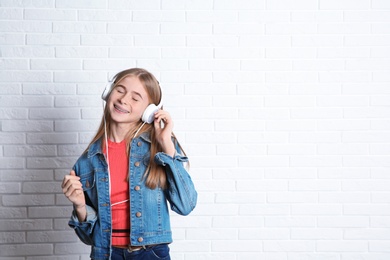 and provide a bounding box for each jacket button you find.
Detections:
[136,212,142,217]
[137,141,142,147]
[134,186,140,191]
[138,237,143,242]
[134,161,140,167]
